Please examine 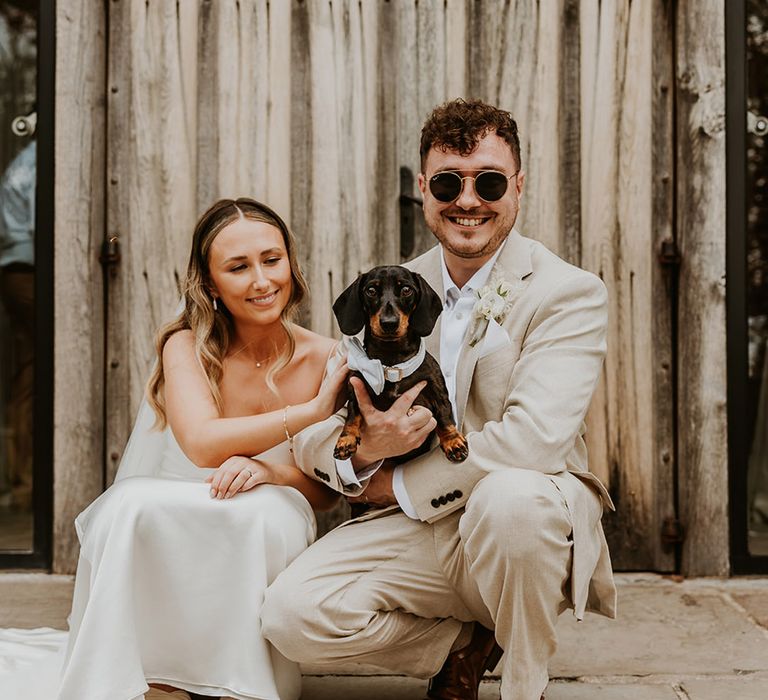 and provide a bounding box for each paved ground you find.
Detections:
[2,573,768,699]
